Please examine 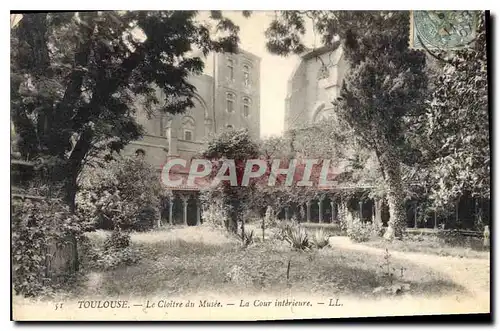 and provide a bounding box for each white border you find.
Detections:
[3,2,499,330]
